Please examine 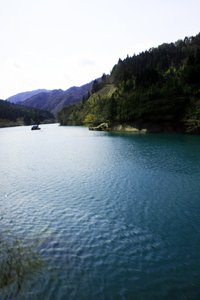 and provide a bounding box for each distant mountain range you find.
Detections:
[7,81,94,116]
[7,89,49,104]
